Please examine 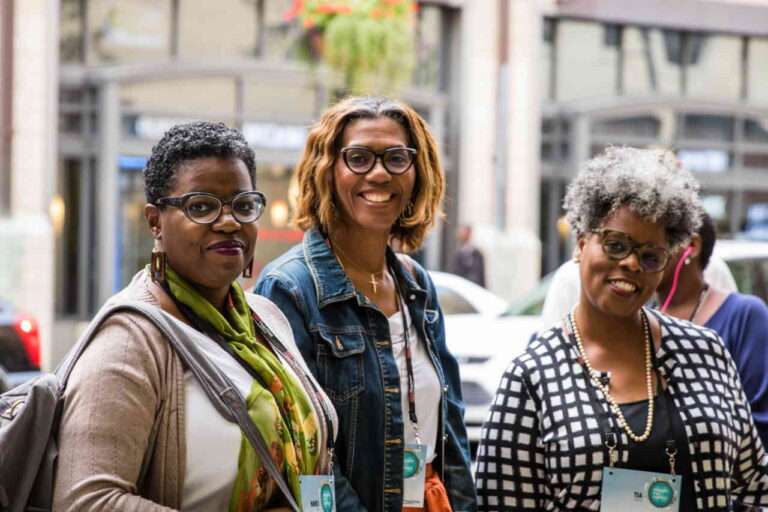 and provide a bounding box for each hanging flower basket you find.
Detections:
[284,0,417,94]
